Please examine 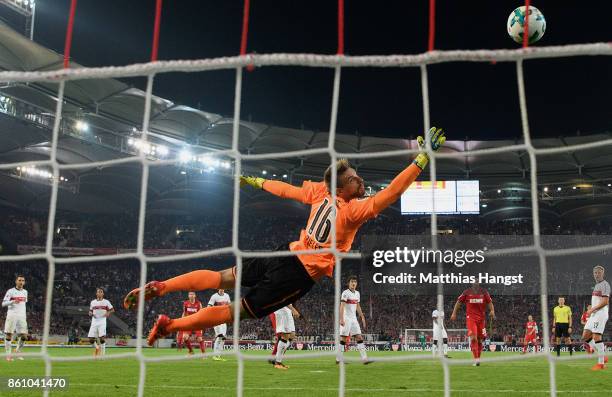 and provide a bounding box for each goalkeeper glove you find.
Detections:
[413,127,446,170]
[239,175,265,189]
